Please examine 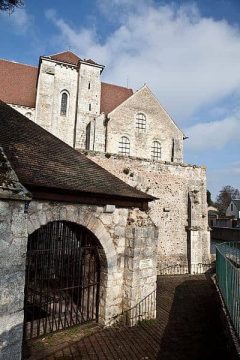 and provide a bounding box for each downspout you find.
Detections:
[73,62,80,149]
[104,115,109,153]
